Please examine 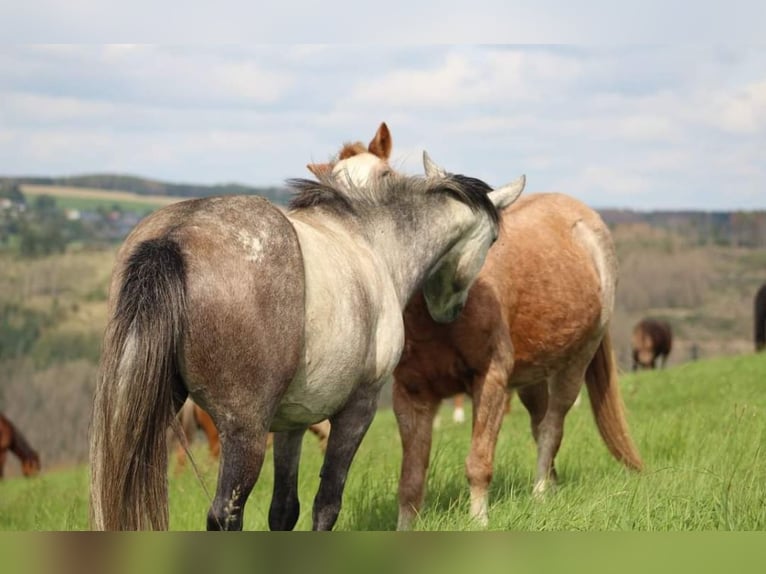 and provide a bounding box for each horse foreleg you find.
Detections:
[268,429,306,531]
[393,381,439,531]
[312,387,378,531]
[466,363,511,527]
